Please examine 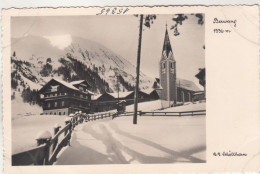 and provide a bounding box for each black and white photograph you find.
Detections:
[10,13,206,165]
